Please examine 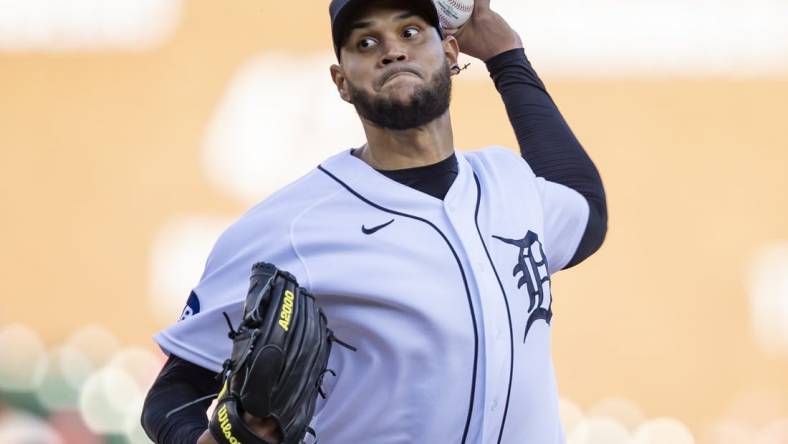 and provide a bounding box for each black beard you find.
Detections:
[346,62,452,131]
